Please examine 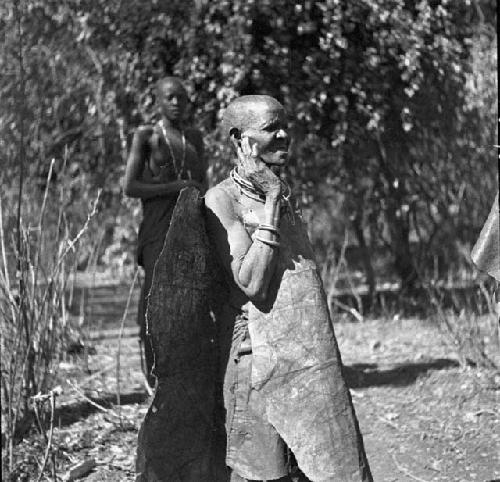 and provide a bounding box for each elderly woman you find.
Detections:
[205,95,372,482]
